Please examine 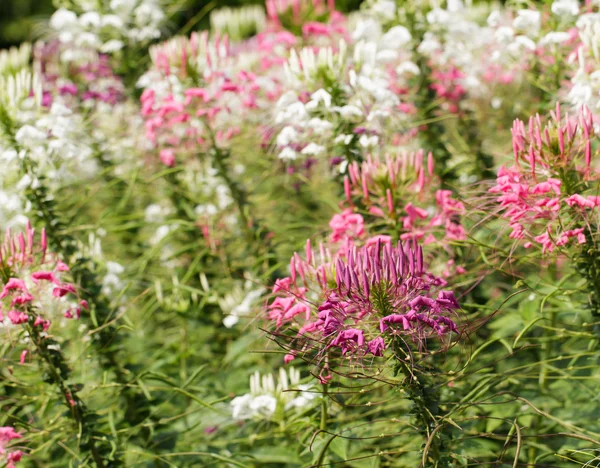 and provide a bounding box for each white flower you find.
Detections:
[16,174,40,191]
[107,261,125,275]
[79,11,102,29]
[50,8,78,31]
[145,204,169,222]
[305,89,332,110]
[511,35,537,53]
[371,0,396,21]
[551,0,579,16]
[249,395,277,418]
[335,105,363,120]
[75,32,102,49]
[351,19,382,42]
[427,8,451,25]
[495,26,515,43]
[278,147,297,161]
[276,126,300,146]
[381,26,411,49]
[306,118,333,134]
[231,368,317,421]
[513,10,541,36]
[447,0,464,13]
[487,11,503,28]
[149,224,173,245]
[540,31,571,45]
[334,134,354,145]
[359,134,379,148]
[195,204,218,216]
[275,101,308,125]
[276,90,298,109]
[110,0,136,16]
[230,394,254,420]
[15,125,46,145]
[49,102,72,117]
[417,33,441,55]
[101,40,125,53]
[376,49,399,63]
[395,61,420,75]
[301,143,326,156]
[284,384,317,410]
[0,149,18,162]
[223,315,239,328]
[101,14,125,29]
